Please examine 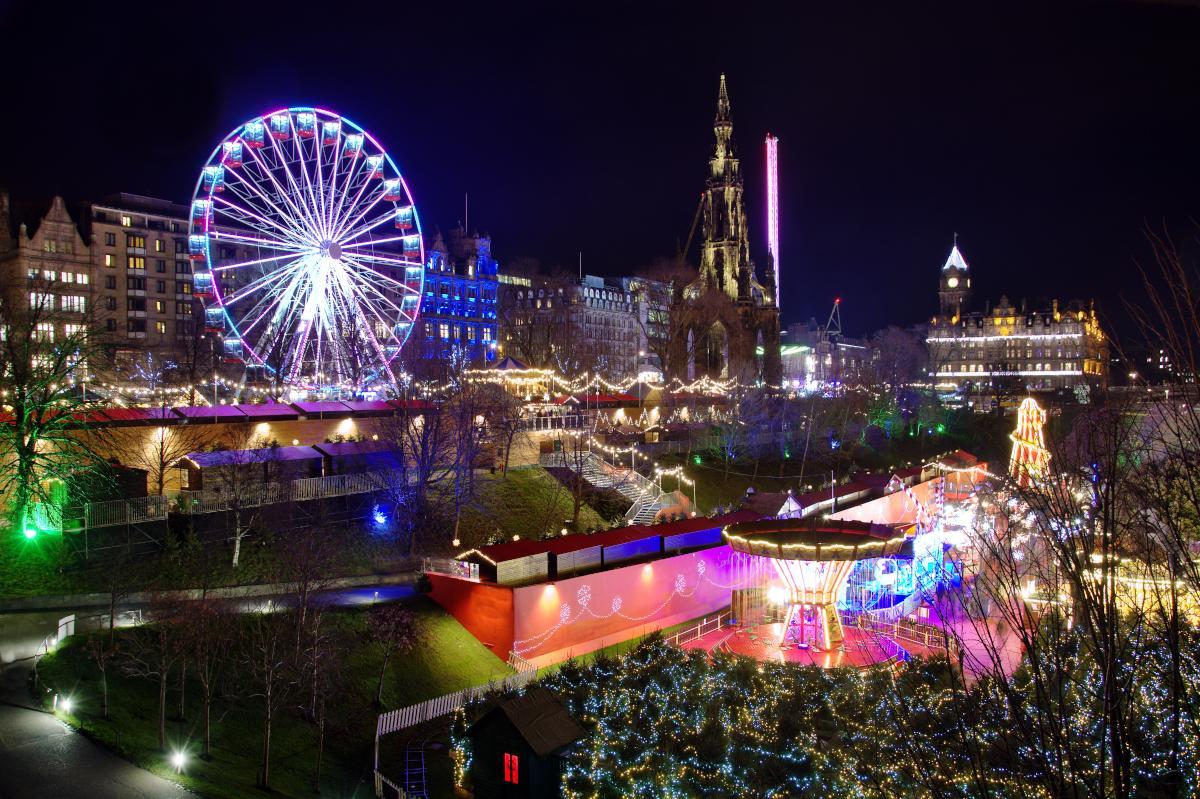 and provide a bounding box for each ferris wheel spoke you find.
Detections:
[337,268,403,324]
[343,255,420,301]
[269,126,326,241]
[332,180,391,241]
[341,249,422,270]
[221,259,308,307]
[329,150,363,241]
[321,141,343,240]
[208,227,306,253]
[221,161,314,238]
[248,142,326,245]
[339,235,413,250]
[337,210,397,245]
[290,134,328,241]
[216,182,315,249]
[211,250,308,272]
[330,170,376,240]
